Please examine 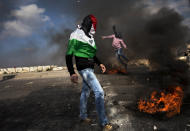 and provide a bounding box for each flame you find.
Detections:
[107,68,127,74]
[138,86,184,117]
[107,69,118,74]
